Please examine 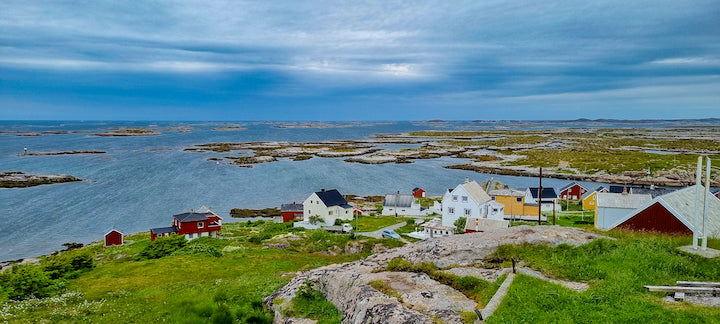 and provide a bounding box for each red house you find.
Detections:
[104,228,124,247]
[280,202,303,223]
[559,182,588,200]
[151,207,223,241]
[412,187,426,198]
